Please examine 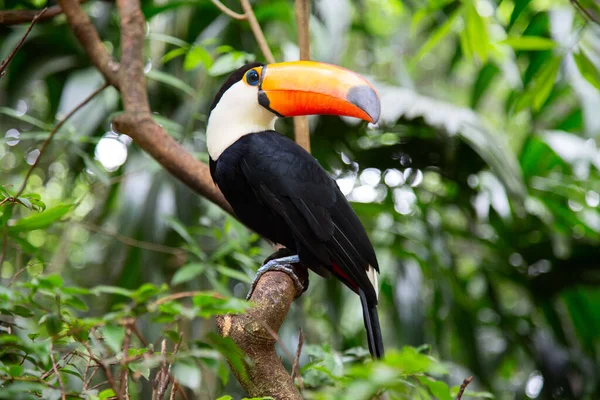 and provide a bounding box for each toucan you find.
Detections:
[207,61,384,359]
